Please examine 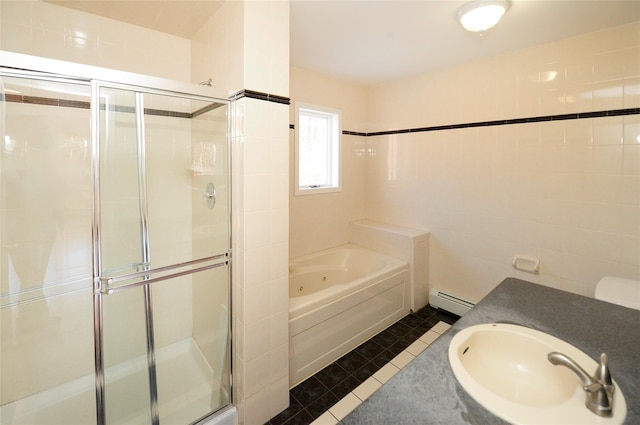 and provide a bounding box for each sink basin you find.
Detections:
[448,323,627,424]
